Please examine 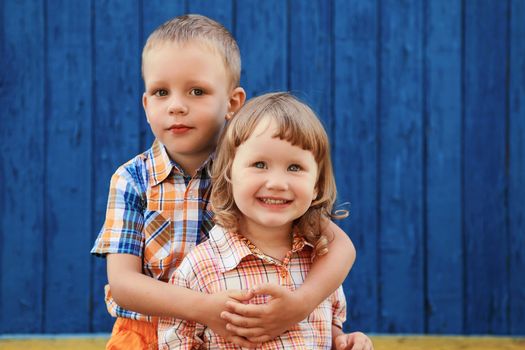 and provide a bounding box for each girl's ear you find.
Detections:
[226,87,246,120]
